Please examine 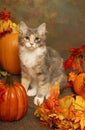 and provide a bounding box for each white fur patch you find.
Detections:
[27,88,37,96]
[20,46,46,68]
[34,96,44,105]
